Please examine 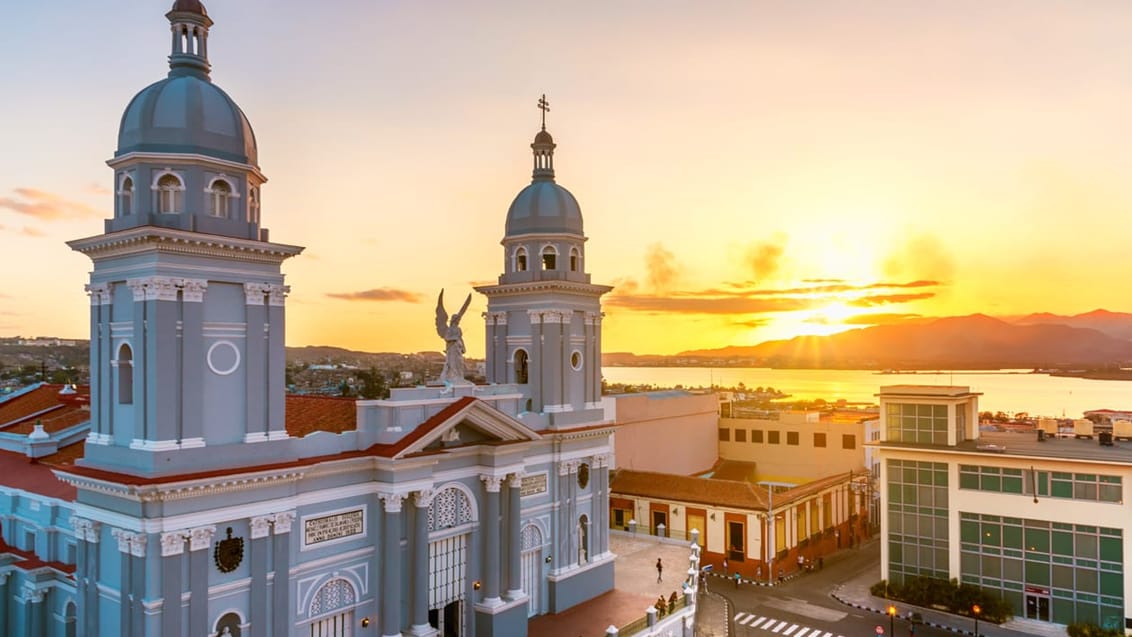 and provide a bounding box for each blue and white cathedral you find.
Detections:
[0,2,614,636]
